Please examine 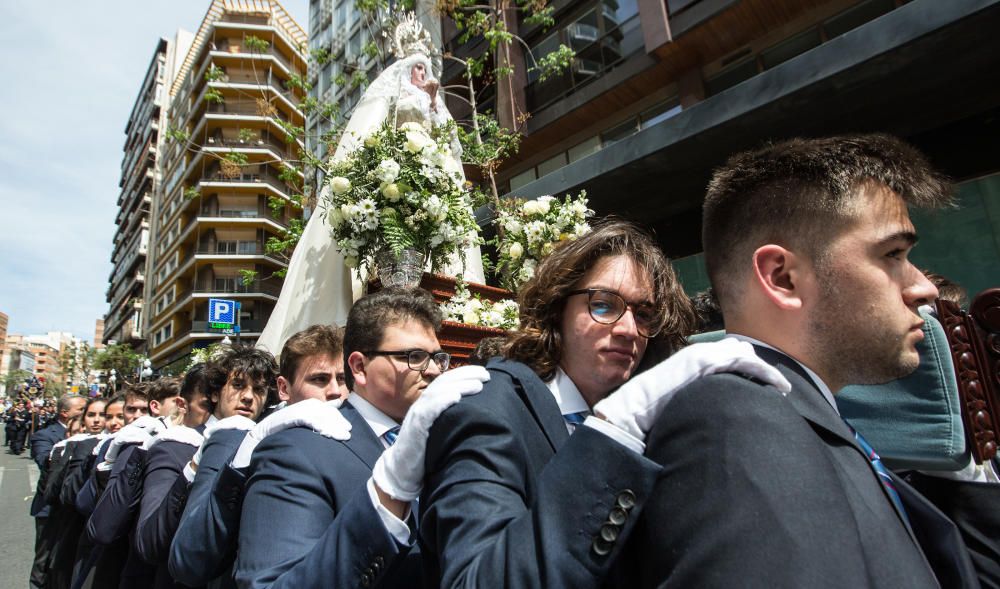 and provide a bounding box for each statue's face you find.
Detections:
[410,62,427,87]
